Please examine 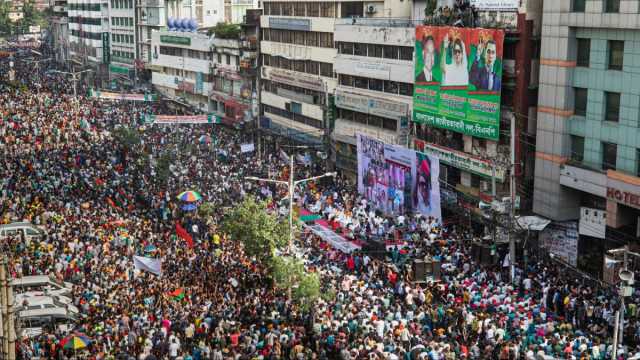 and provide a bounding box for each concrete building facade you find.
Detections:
[534,0,640,272]
[332,17,414,173]
[150,30,214,111]
[108,0,136,84]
